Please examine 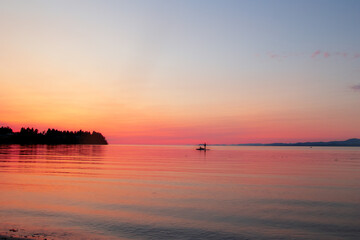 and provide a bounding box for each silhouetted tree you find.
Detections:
[0,126,108,145]
[0,127,13,135]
